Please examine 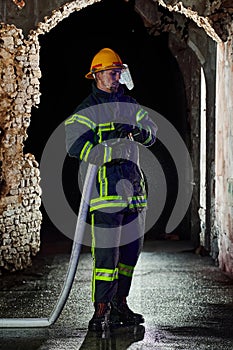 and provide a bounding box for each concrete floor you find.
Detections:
[1,239,233,349]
